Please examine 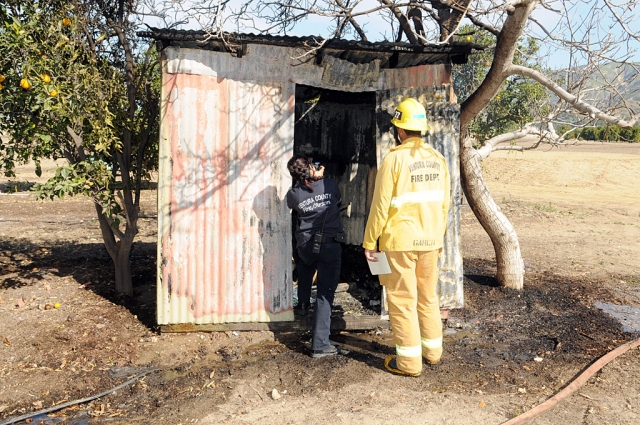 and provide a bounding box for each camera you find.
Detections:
[304,161,321,181]
[312,232,323,254]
